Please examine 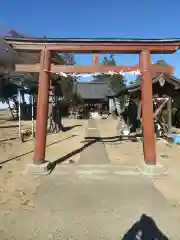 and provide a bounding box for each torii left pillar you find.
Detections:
[140,50,156,165]
[33,48,51,165]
